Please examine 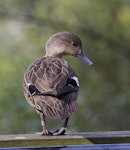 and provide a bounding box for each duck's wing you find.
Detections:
[24,57,79,98]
